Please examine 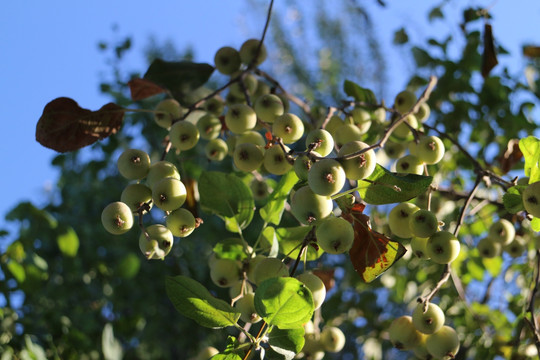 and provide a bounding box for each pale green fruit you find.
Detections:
[276,93,290,112]
[263,145,293,175]
[307,158,346,196]
[117,149,151,180]
[477,237,501,258]
[305,128,334,157]
[394,90,417,114]
[316,216,354,254]
[291,186,333,225]
[205,138,228,161]
[246,255,267,282]
[154,99,182,129]
[233,143,264,172]
[384,140,407,159]
[334,123,364,148]
[372,107,387,123]
[239,38,267,66]
[337,141,376,180]
[250,179,270,201]
[415,102,431,122]
[252,80,271,99]
[302,333,325,359]
[523,181,540,218]
[426,325,460,359]
[272,113,304,144]
[411,237,430,260]
[151,177,187,212]
[392,114,418,141]
[101,201,134,235]
[169,121,200,151]
[229,73,258,97]
[320,326,346,353]
[409,209,438,238]
[120,183,152,215]
[324,115,344,136]
[195,346,219,360]
[225,103,257,134]
[229,280,253,299]
[296,272,326,310]
[197,113,222,140]
[426,231,461,264]
[225,91,247,105]
[209,258,241,288]
[348,107,372,134]
[504,238,526,258]
[294,154,319,181]
[252,257,289,285]
[388,203,420,239]
[254,93,284,123]
[166,208,196,237]
[139,224,174,260]
[214,46,241,75]
[488,218,515,245]
[235,292,261,323]
[417,135,445,165]
[395,154,424,175]
[412,332,430,360]
[388,315,423,350]
[235,130,266,147]
[146,161,180,189]
[412,302,445,334]
[203,96,225,116]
